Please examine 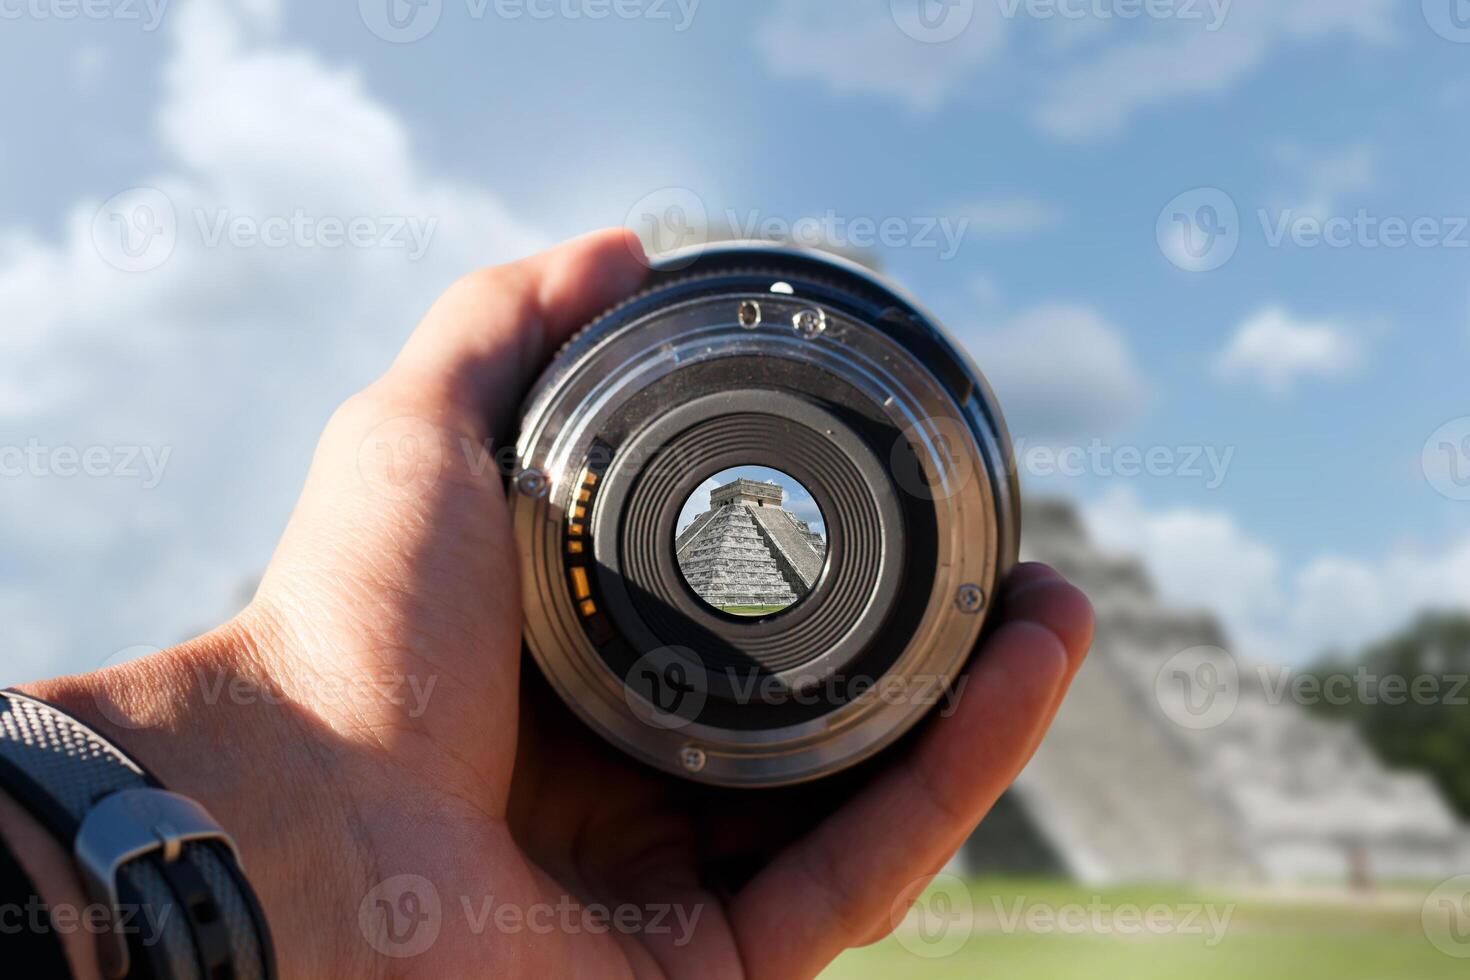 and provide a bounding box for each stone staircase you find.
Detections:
[678,504,801,608]
[749,506,826,591]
